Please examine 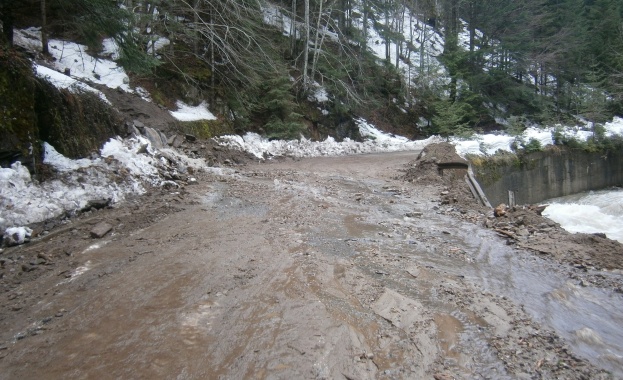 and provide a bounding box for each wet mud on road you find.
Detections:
[0,151,621,379]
